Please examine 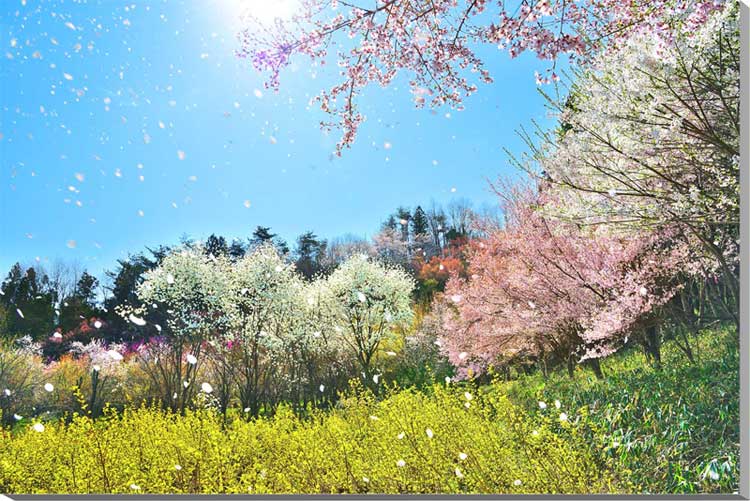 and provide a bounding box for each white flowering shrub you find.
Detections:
[320,255,415,390]
[227,244,308,415]
[132,247,233,412]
